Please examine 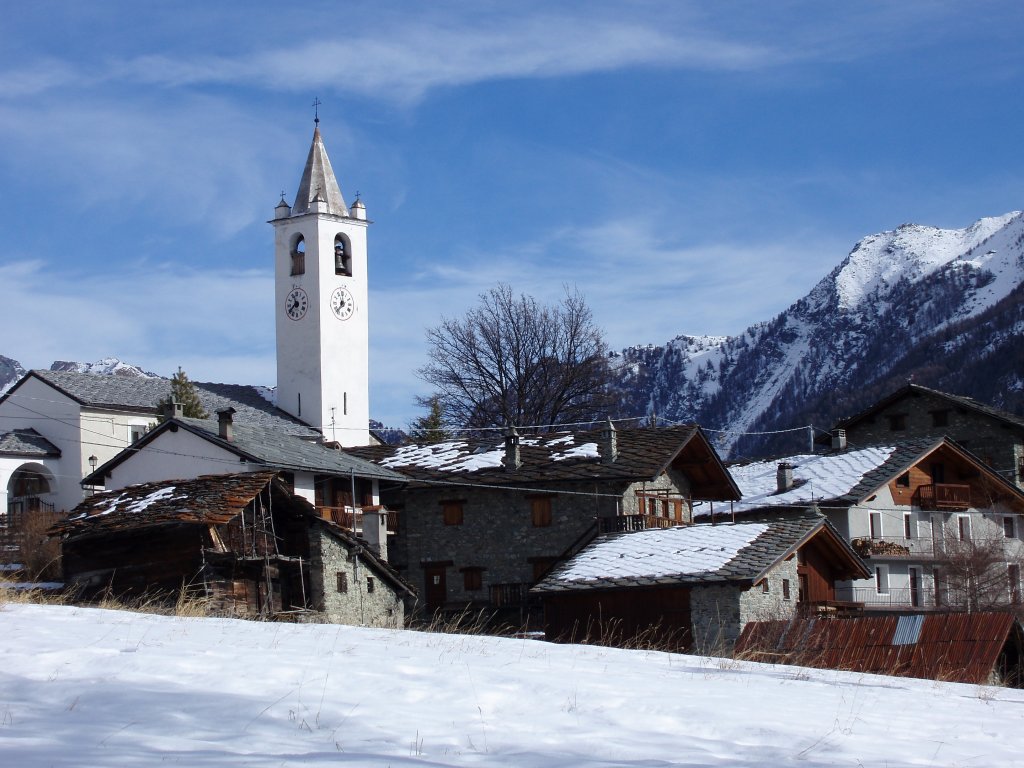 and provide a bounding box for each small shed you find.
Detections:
[52,471,414,626]
[532,512,869,653]
[735,612,1024,686]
